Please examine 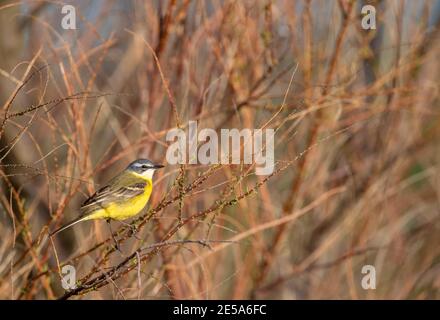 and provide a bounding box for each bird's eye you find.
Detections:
[141,165,148,169]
